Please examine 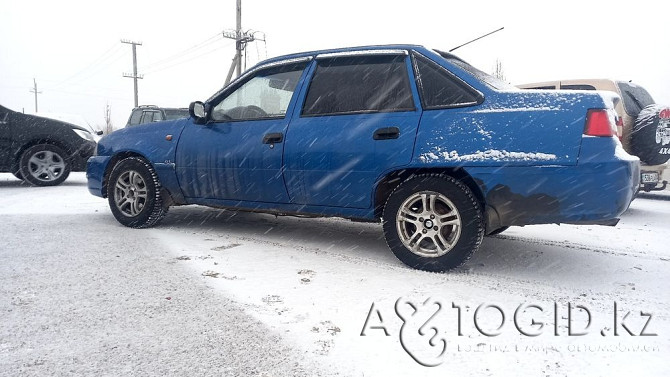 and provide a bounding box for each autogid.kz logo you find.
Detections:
[360,297,658,367]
